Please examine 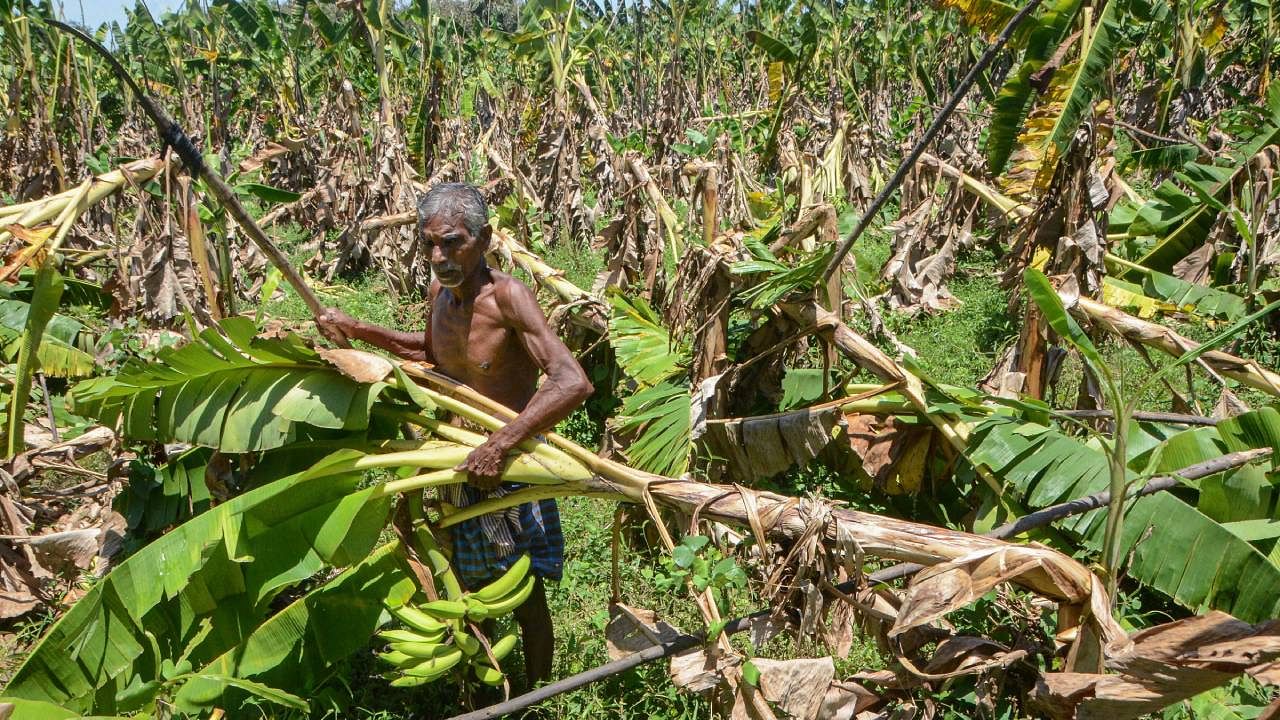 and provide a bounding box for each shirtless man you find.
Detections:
[316,183,593,686]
